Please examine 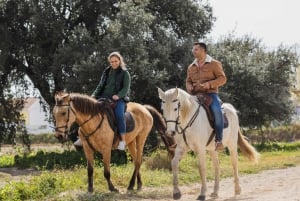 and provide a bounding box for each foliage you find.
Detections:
[245,123,300,143]
[1,0,299,147]
[0,0,214,145]
[0,0,213,106]
[11,149,127,170]
[255,142,300,152]
[210,35,299,127]
[0,171,84,201]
